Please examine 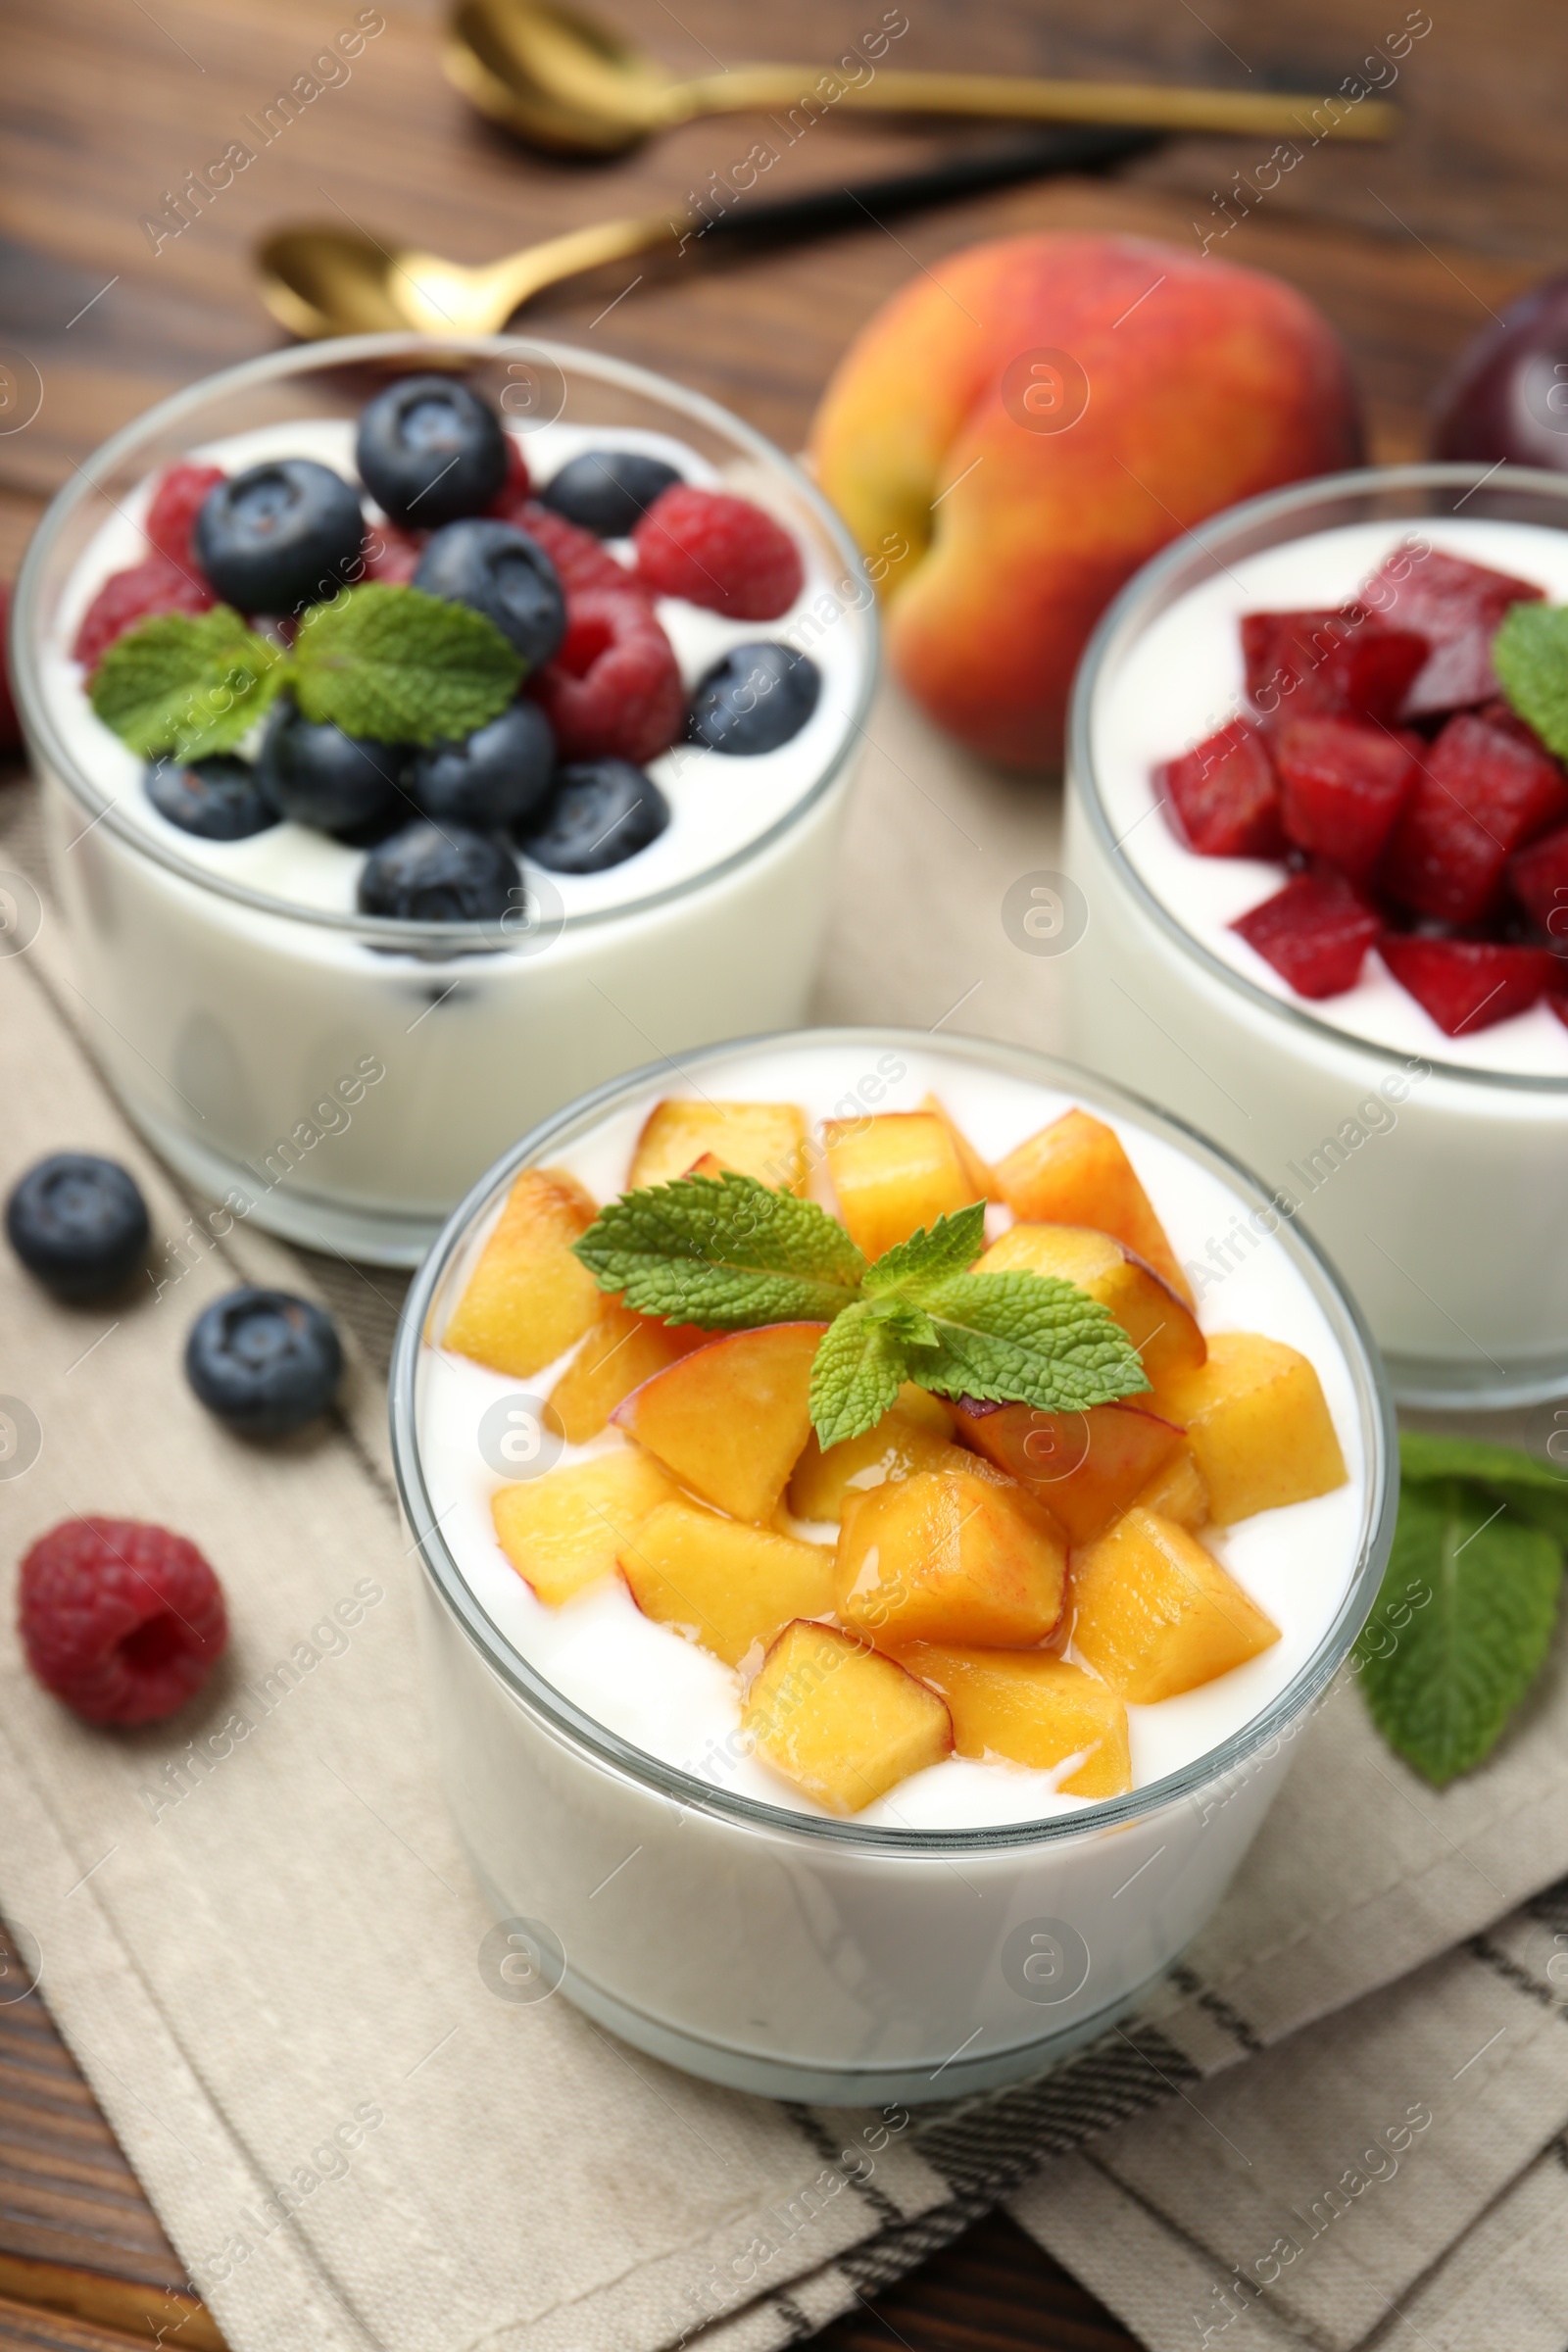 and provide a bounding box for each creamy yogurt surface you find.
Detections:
[1093,517,1568,1076]
[413,1041,1370,1832]
[42,418,864,922]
